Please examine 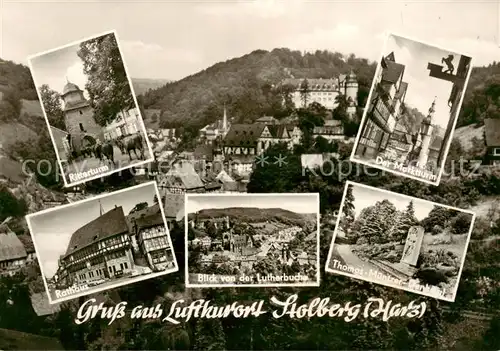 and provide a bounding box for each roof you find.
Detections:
[222,181,247,192]
[267,124,289,139]
[484,118,500,146]
[225,154,256,164]
[0,328,64,350]
[62,81,81,95]
[135,211,165,230]
[0,225,27,262]
[30,292,61,316]
[224,124,266,147]
[164,194,184,219]
[167,161,205,189]
[17,234,35,253]
[241,247,260,256]
[64,206,129,257]
[324,119,342,127]
[255,116,278,124]
[381,57,405,84]
[205,181,222,190]
[282,78,339,91]
[64,99,89,112]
